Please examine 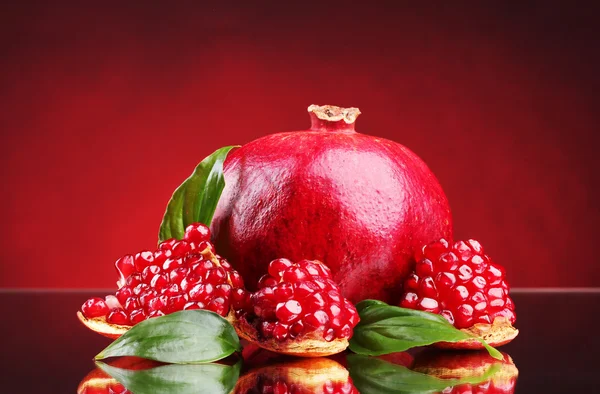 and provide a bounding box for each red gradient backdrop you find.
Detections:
[1,1,598,288]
